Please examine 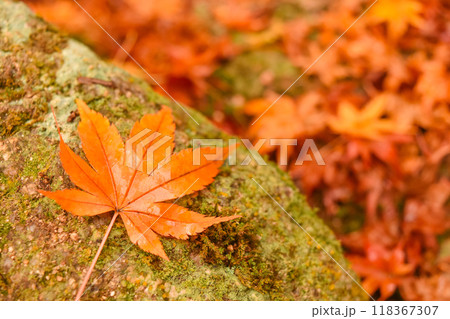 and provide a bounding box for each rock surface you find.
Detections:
[0,0,365,300]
